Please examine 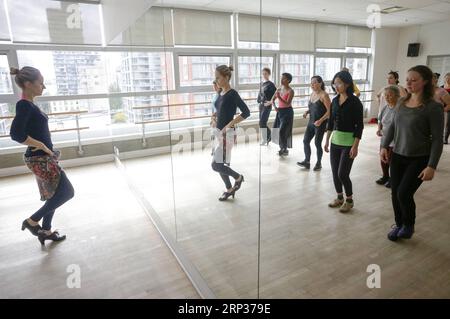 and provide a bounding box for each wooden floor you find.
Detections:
[1,124,449,299]
[123,124,450,298]
[0,163,199,299]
